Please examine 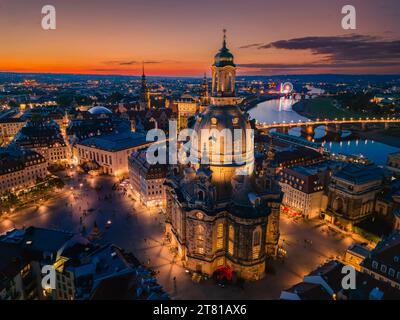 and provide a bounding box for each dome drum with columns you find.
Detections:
[164,31,282,281]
